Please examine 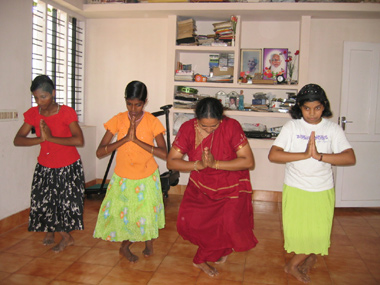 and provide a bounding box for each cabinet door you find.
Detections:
[335,42,380,207]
